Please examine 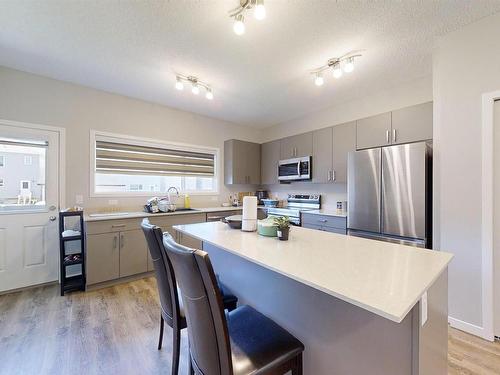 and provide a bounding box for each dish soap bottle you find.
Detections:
[184,194,191,209]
